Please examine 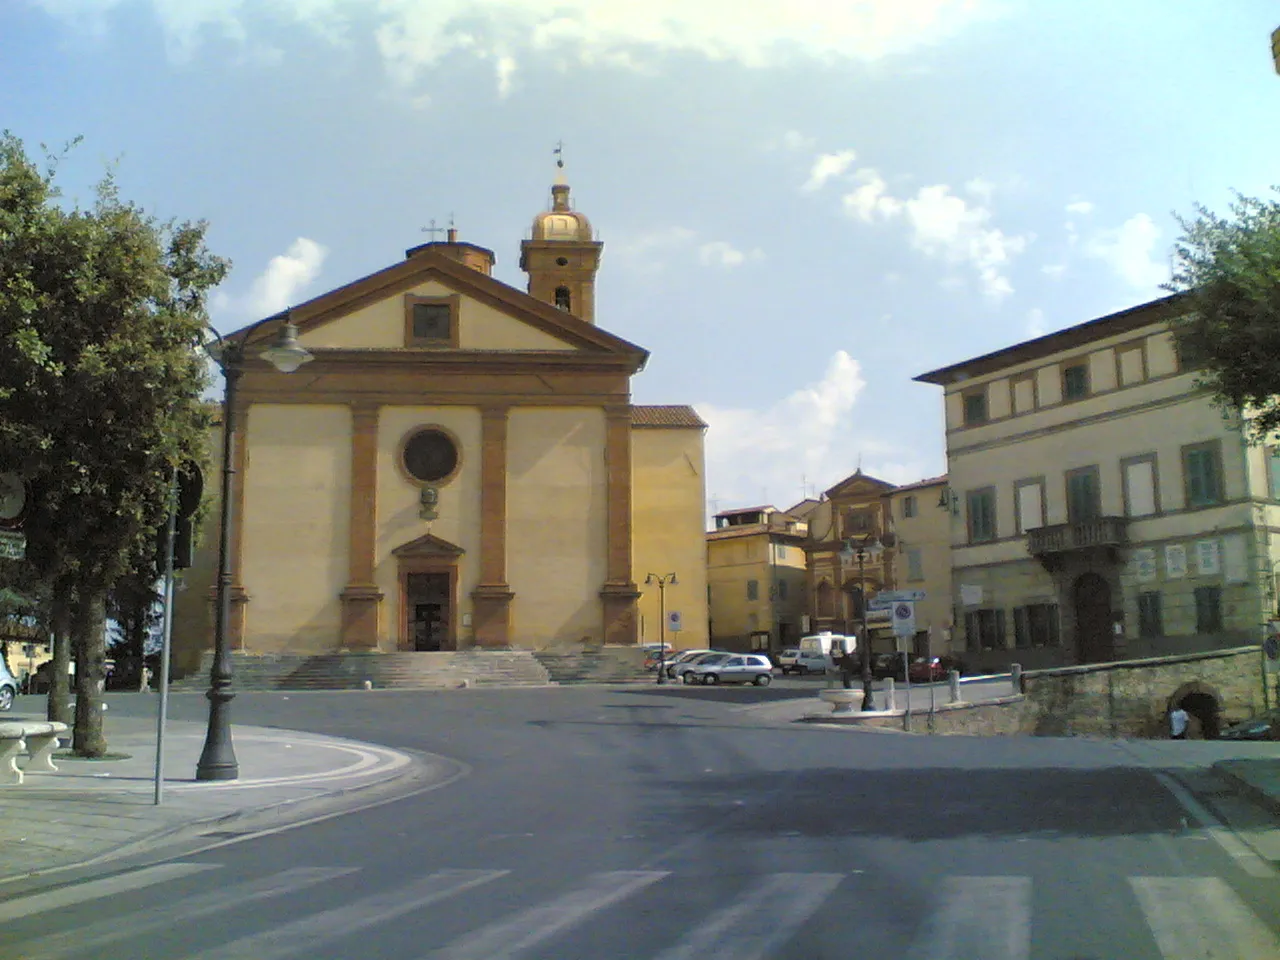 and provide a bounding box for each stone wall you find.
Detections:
[814,645,1271,739]
[1020,645,1267,738]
